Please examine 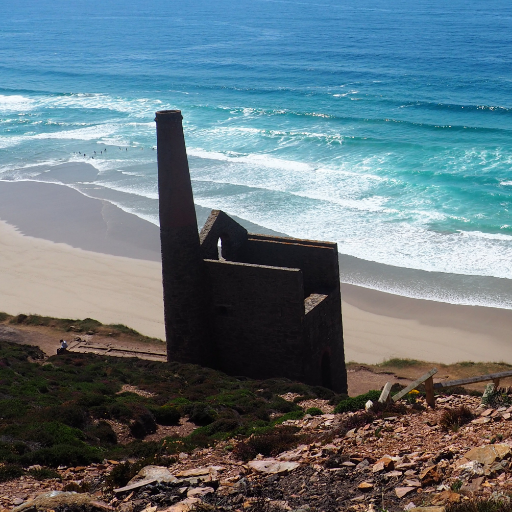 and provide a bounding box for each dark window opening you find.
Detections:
[216,233,233,260]
[217,237,223,260]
